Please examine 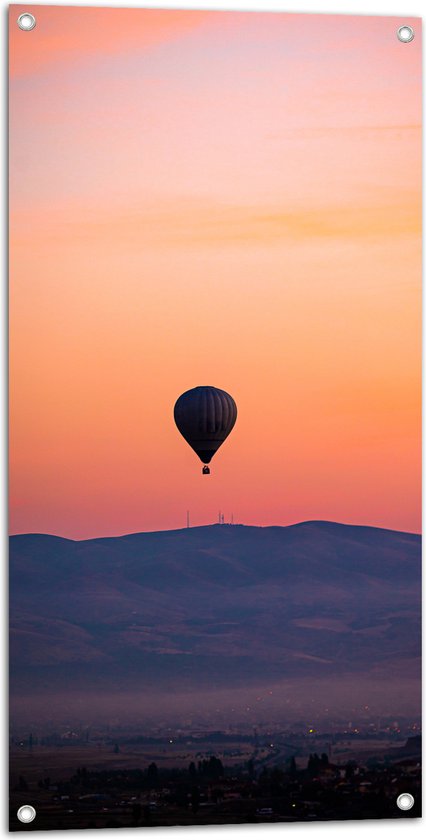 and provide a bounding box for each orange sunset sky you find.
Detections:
[9,5,421,539]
